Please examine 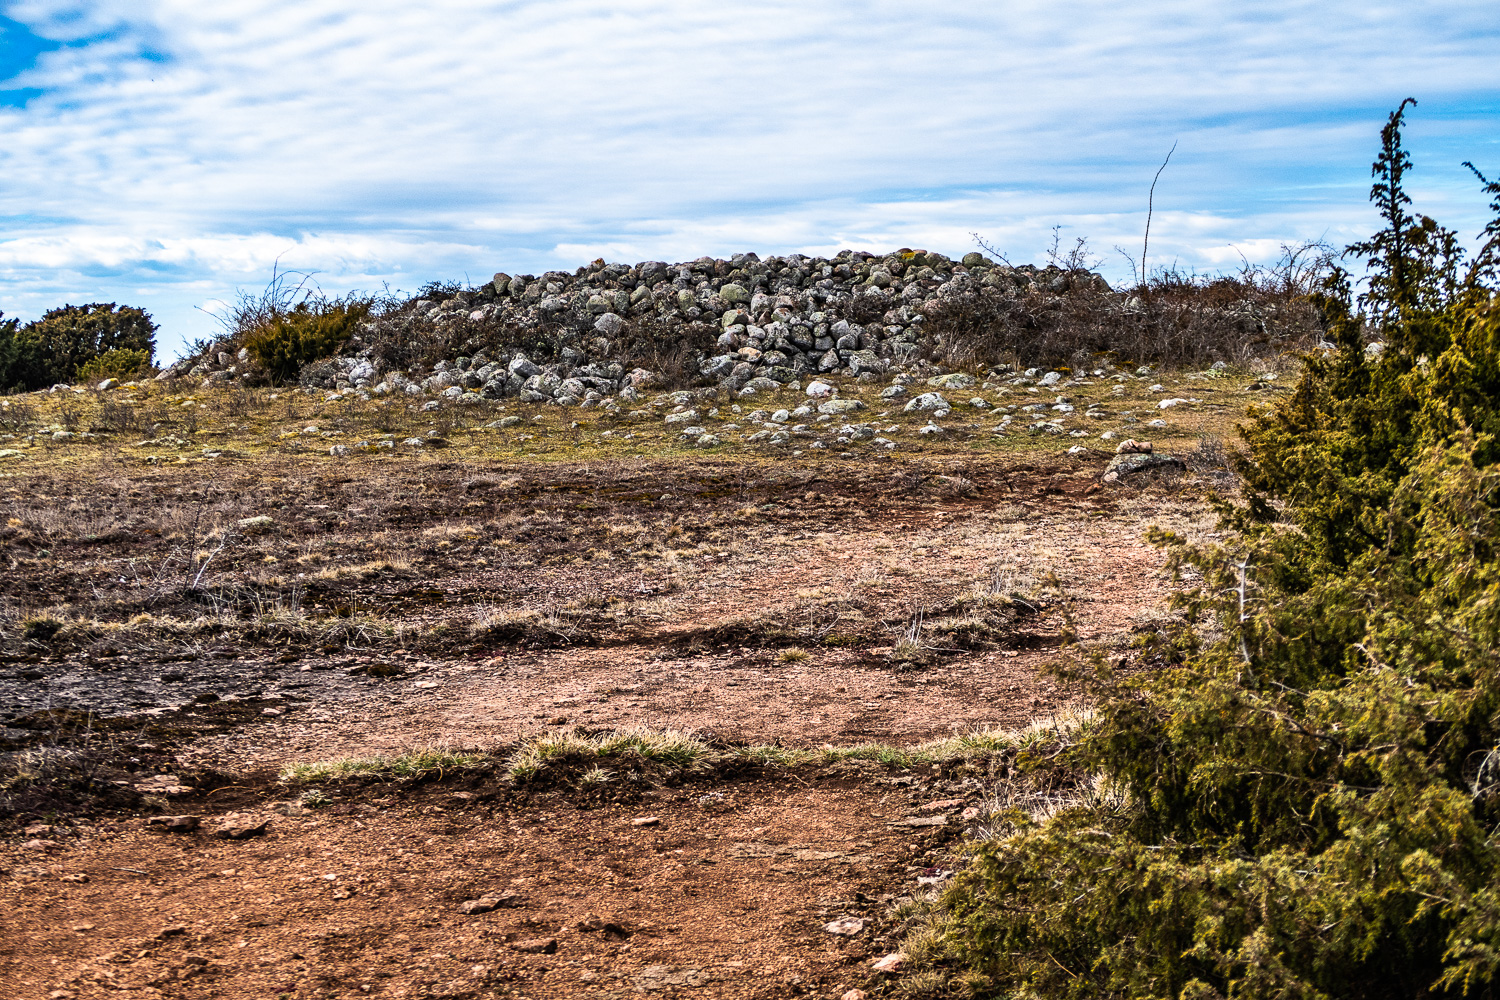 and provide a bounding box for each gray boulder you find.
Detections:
[1103,453,1186,483]
[700,354,737,378]
[904,392,950,412]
